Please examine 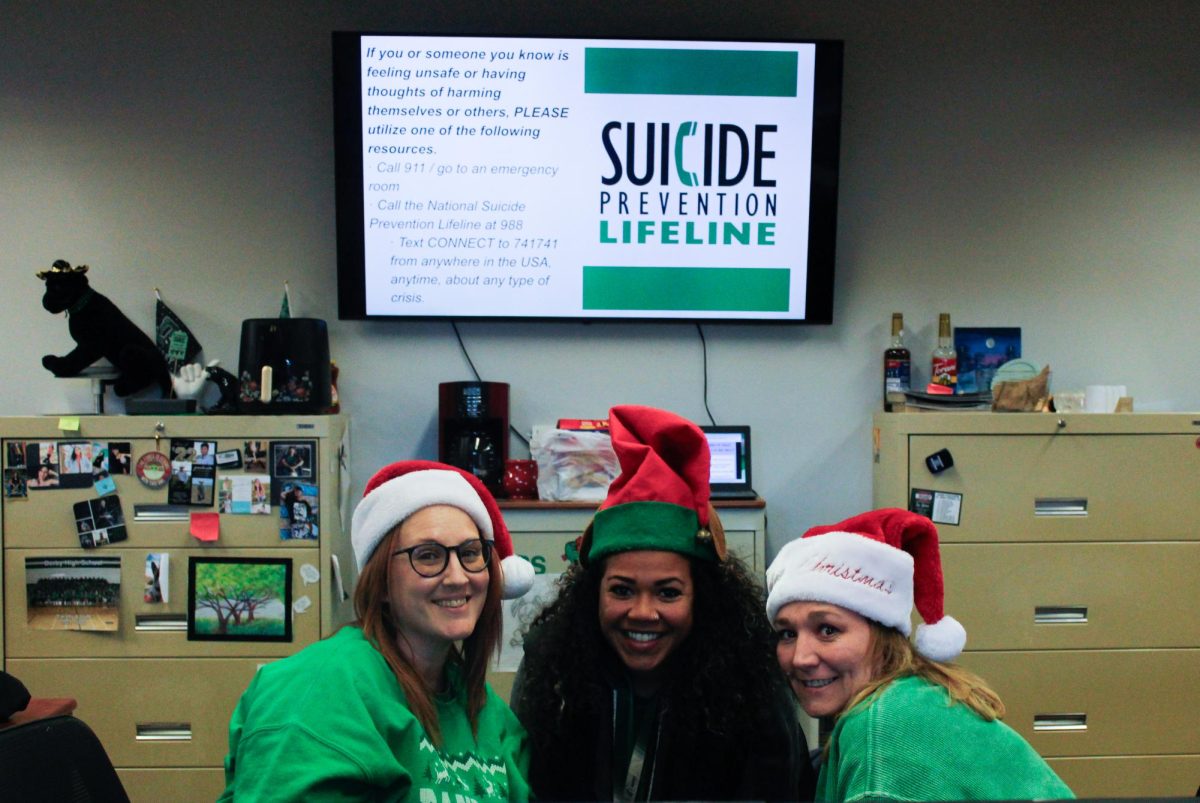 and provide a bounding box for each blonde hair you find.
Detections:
[353,522,502,746]
[842,622,1005,722]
